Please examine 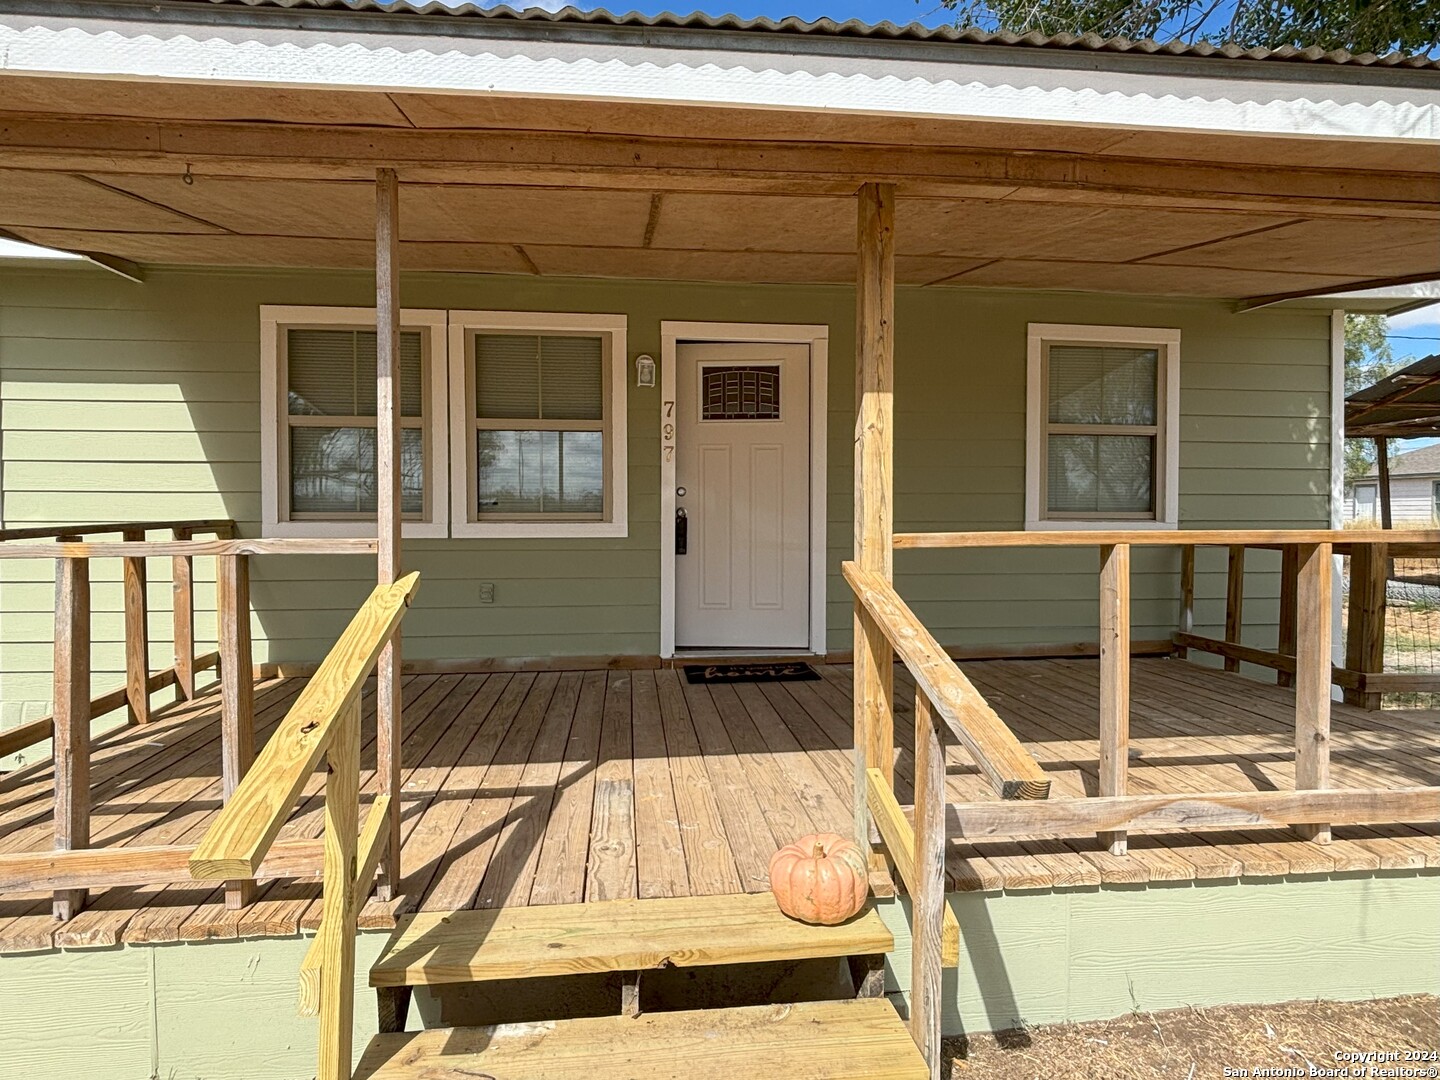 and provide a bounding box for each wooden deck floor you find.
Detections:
[1,658,1436,953]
